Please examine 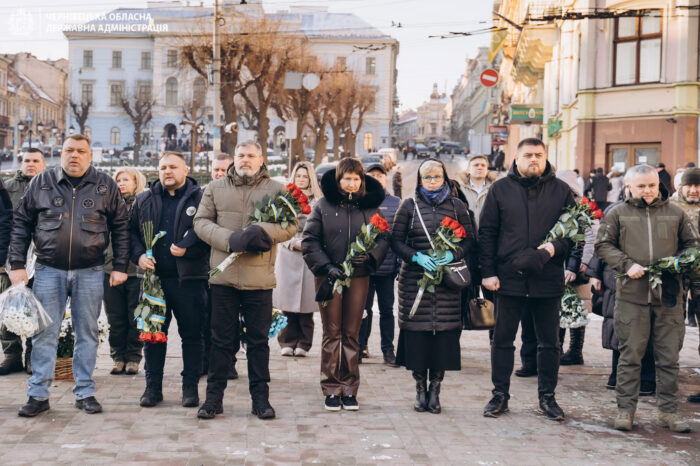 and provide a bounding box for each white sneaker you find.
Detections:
[294,348,308,357]
[280,347,294,357]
